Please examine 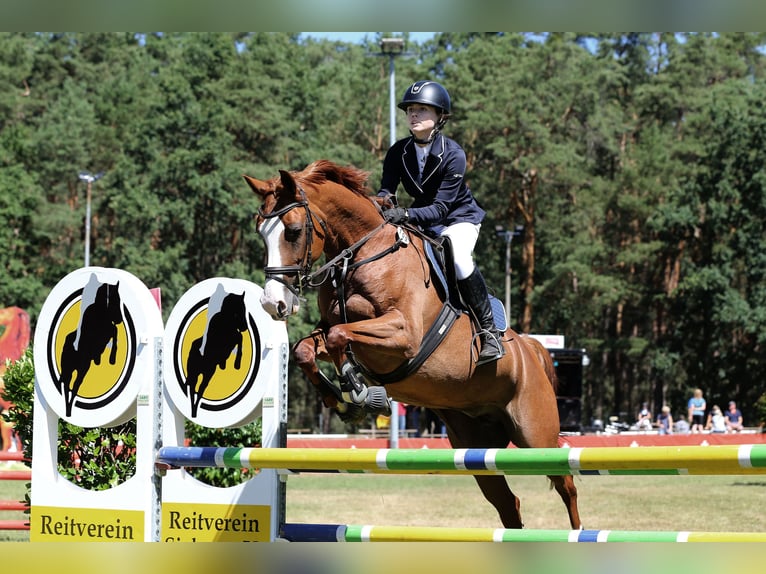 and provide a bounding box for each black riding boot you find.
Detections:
[458,268,505,365]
